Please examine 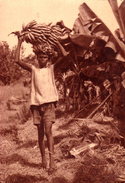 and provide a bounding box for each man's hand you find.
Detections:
[9,30,25,43]
[18,35,24,43]
[8,31,21,38]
